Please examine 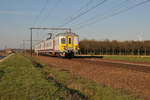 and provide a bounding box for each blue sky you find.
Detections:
[0,0,150,49]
